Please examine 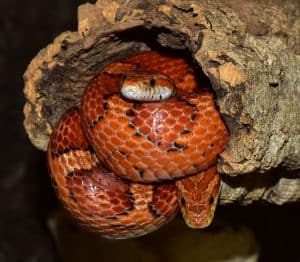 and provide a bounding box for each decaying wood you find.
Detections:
[23,0,300,204]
